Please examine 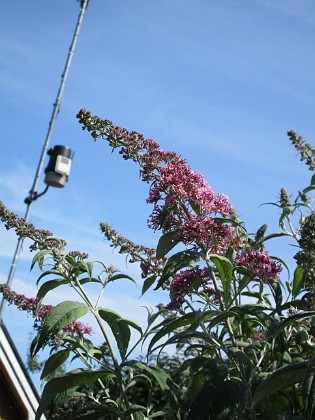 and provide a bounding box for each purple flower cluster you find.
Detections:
[0,201,66,252]
[235,250,282,282]
[146,152,236,254]
[76,110,237,255]
[167,266,216,309]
